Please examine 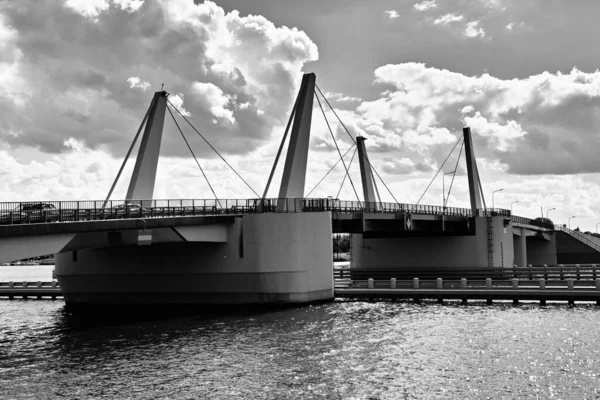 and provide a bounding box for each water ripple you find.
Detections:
[1,300,600,399]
